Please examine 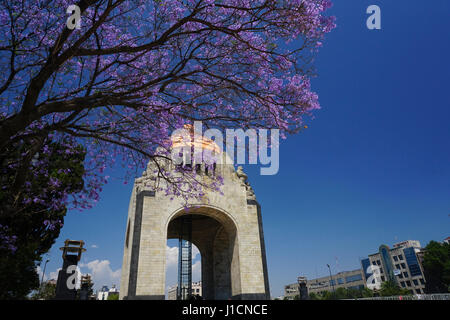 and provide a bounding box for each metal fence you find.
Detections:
[354,294,450,300]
